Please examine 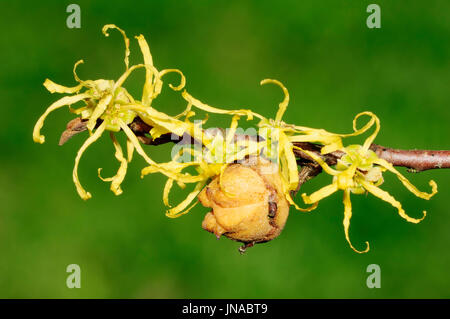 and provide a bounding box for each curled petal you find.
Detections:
[181,90,262,121]
[102,24,130,70]
[285,192,318,212]
[352,112,380,151]
[318,137,343,155]
[118,119,156,166]
[302,182,339,204]
[168,199,199,219]
[73,122,106,200]
[174,102,193,120]
[163,178,174,207]
[348,112,377,137]
[43,79,83,94]
[225,141,263,164]
[152,76,164,99]
[113,64,148,91]
[97,132,128,196]
[73,59,85,83]
[293,145,339,176]
[225,115,240,145]
[141,161,205,184]
[159,69,186,91]
[321,112,378,153]
[260,79,289,123]
[288,112,378,155]
[359,179,426,223]
[69,105,89,115]
[136,34,158,105]
[135,34,154,67]
[166,182,205,218]
[375,158,438,200]
[122,103,190,137]
[282,136,299,191]
[343,189,370,253]
[149,126,170,140]
[126,138,134,163]
[288,130,344,155]
[320,111,378,143]
[97,168,112,182]
[86,94,113,131]
[33,93,91,144]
